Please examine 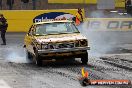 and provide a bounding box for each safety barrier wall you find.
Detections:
[84,18,132,31]
[1,10,131,32]
[48,0,125,7]
[1,9,85,32]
